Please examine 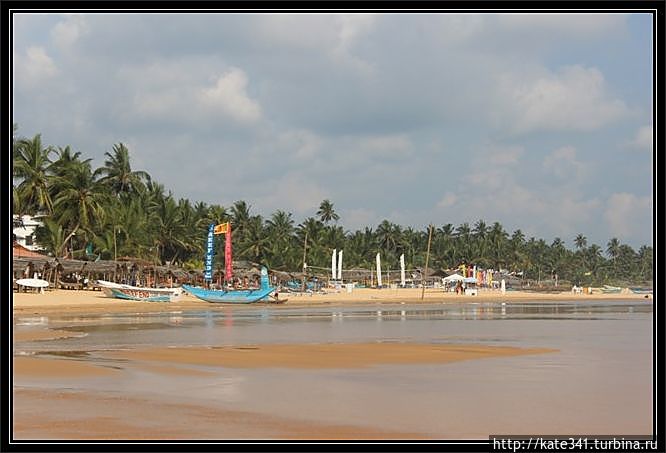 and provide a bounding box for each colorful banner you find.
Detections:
[224,223,233,282]
[214,222,229,235]
[204,223,215,282]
